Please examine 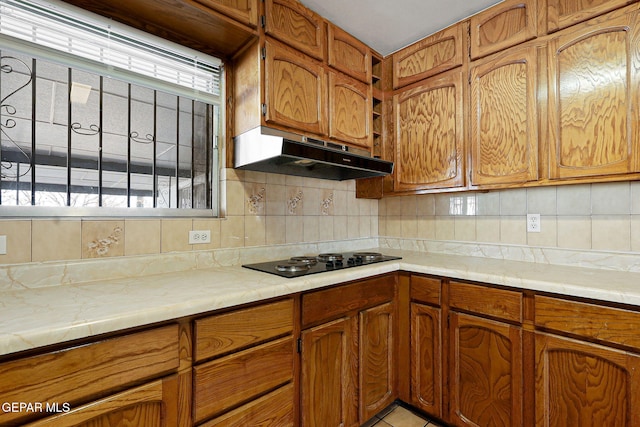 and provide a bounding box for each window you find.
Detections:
[0,0,222,216]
